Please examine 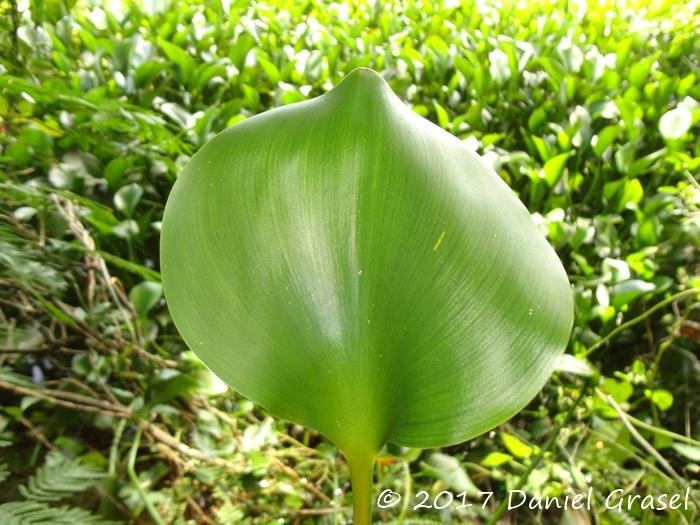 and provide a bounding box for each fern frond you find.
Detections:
[18,456,105,502]
[609,507,640,525]
[0,231,67,296]
[0,501,121,525]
